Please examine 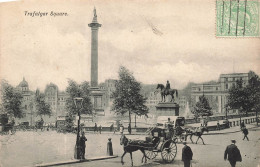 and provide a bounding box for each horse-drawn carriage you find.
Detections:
[120,117,182,166]
[0,122,16,135]
[156,116,186,143]
[0,114,16,135]
[120,126,178,166]
[144,127,178,162]
[35,118,44,131]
